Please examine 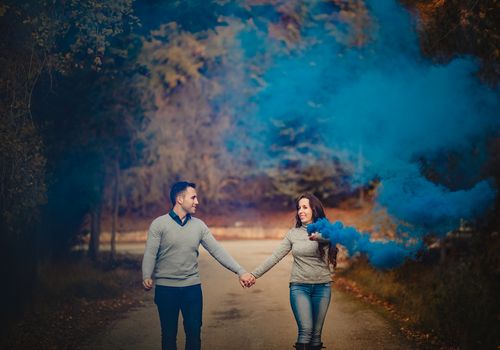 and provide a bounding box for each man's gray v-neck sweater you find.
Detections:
[142,214,246,287]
